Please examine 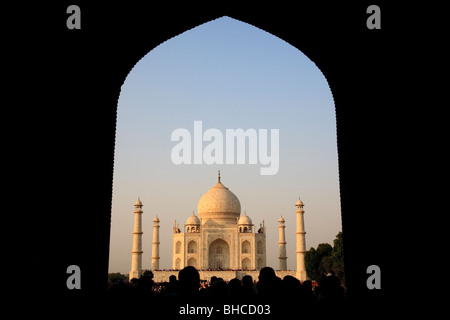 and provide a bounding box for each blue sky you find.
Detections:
[109,16,341,274]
